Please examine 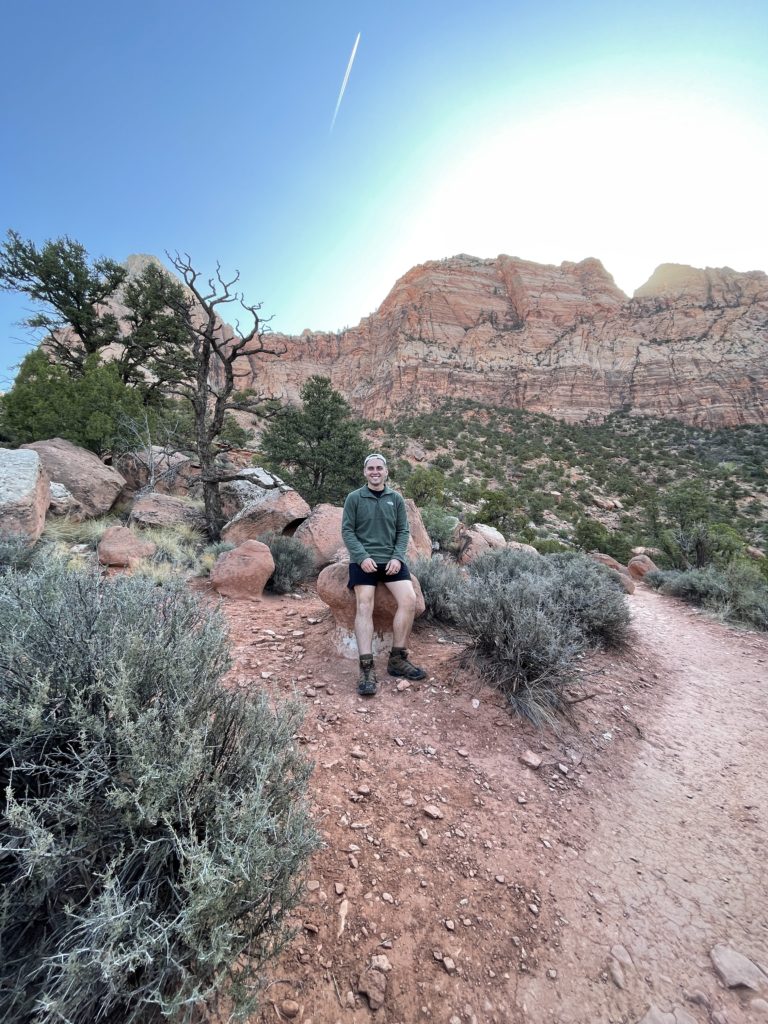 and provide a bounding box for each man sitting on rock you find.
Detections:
[342,453,426,696]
